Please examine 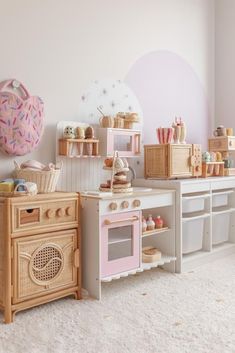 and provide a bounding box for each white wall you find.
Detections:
[0,0,215,179]
[215,0,235,130]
